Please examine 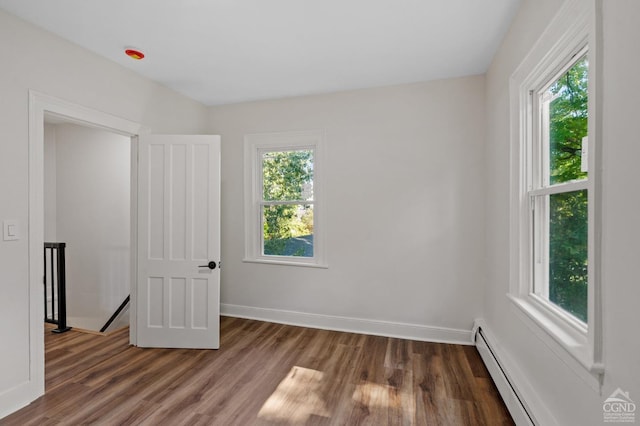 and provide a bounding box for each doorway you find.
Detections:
[43,119,131,333]
[28,92,221,404]
[27,91,146,399]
